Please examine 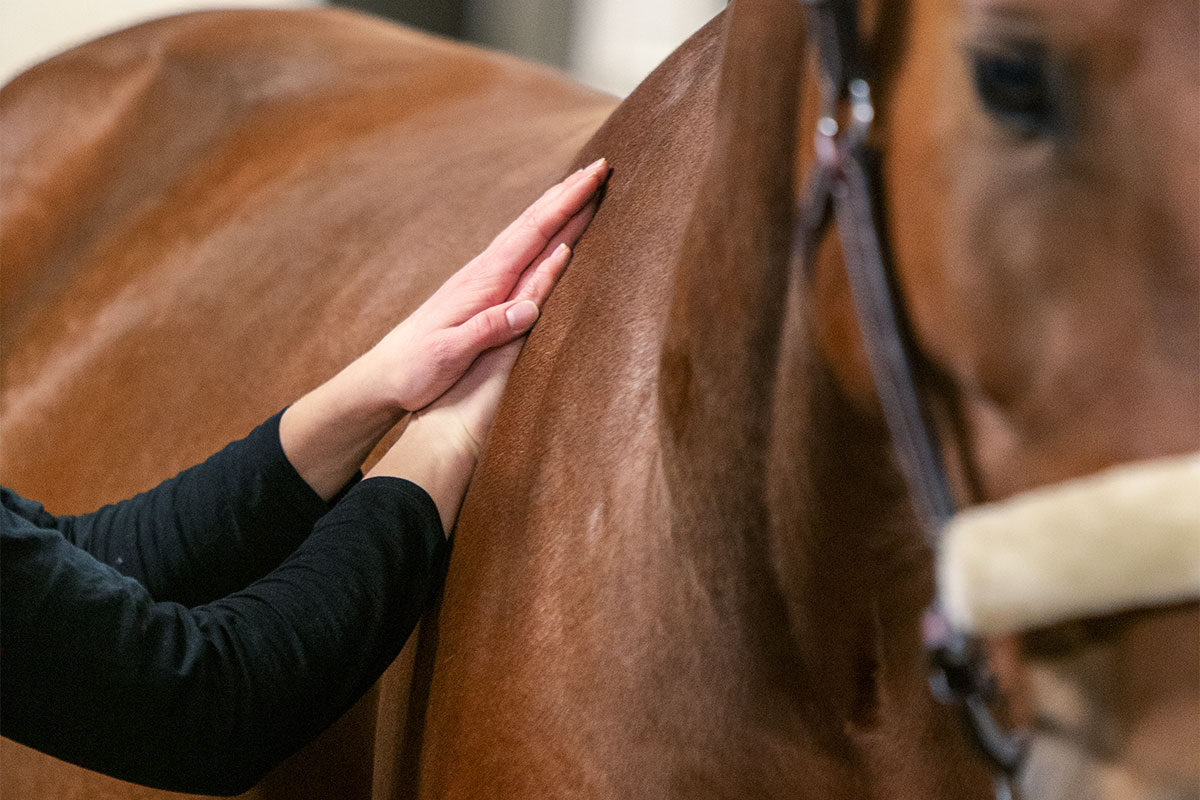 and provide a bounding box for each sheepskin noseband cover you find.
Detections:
[939,453,1200,635]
